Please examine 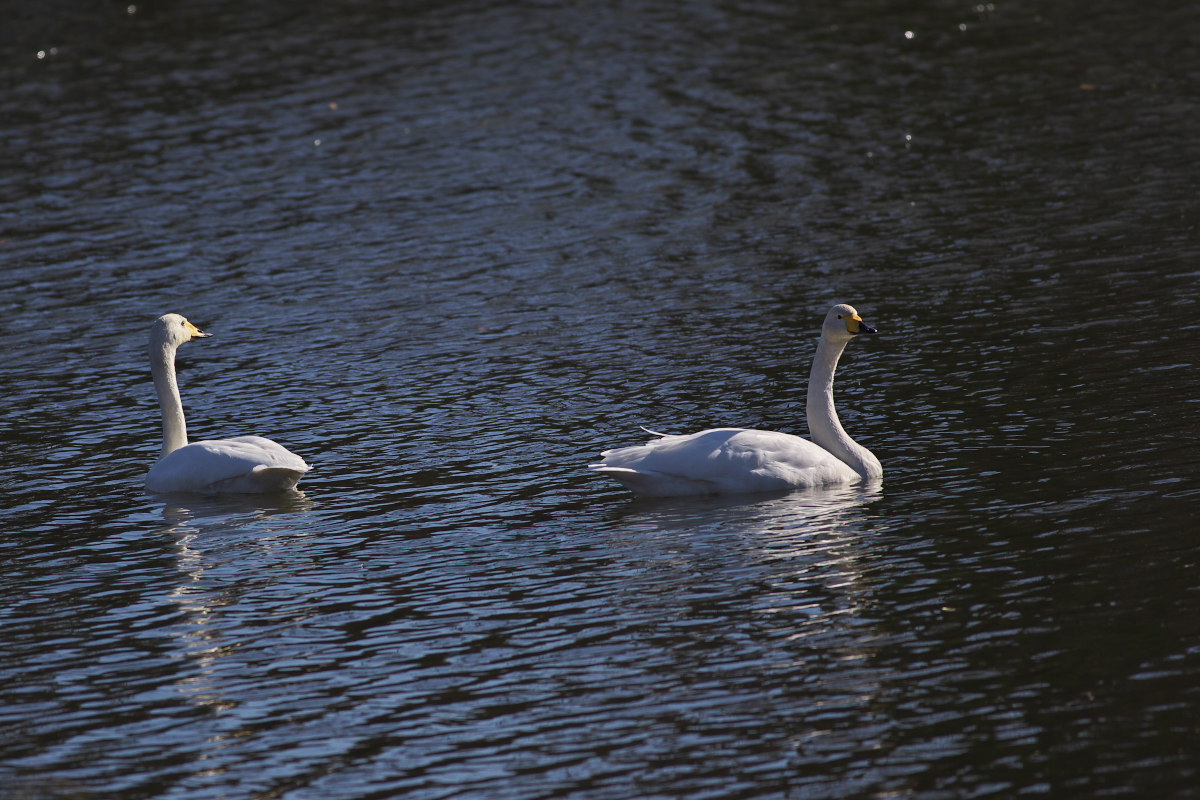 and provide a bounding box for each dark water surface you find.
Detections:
[2,1,1198,798]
